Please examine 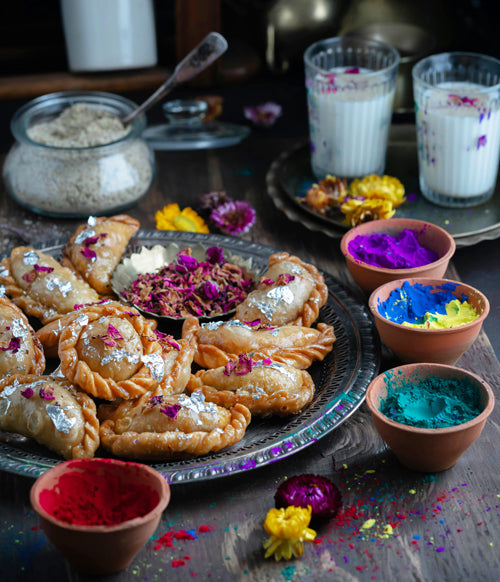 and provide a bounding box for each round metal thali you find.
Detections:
[0,230,380,482]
